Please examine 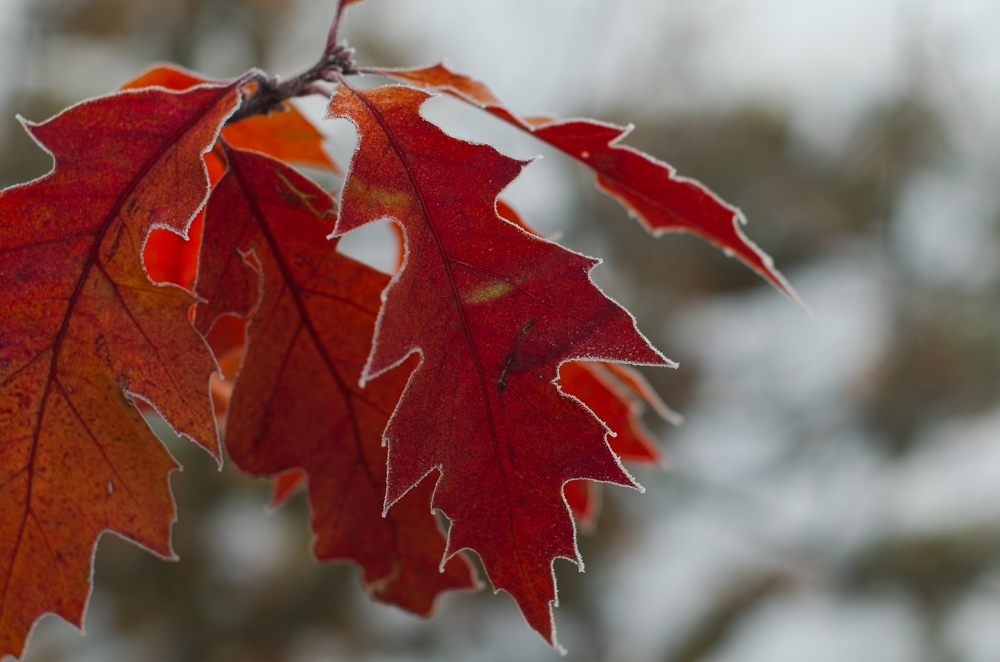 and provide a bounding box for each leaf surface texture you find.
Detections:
[0,83,239,658]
